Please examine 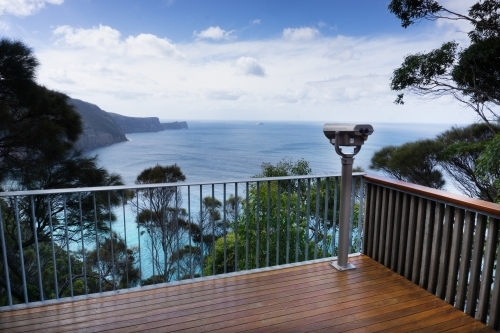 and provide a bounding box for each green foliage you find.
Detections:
[388,1,500,128]
[388,0,442,28]
[437,123,500,201]
[133,164,190,282]
[87,233,140,290]
[255,157,312,177]
[203,159,362,276]
[0,38,127,305]
[476,134,500,202]
[370,123,500,201]
[370,139,445,189]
